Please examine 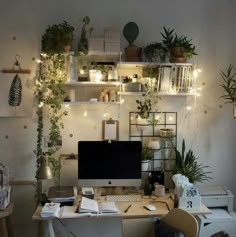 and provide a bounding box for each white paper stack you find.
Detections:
[40,202,61,217]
